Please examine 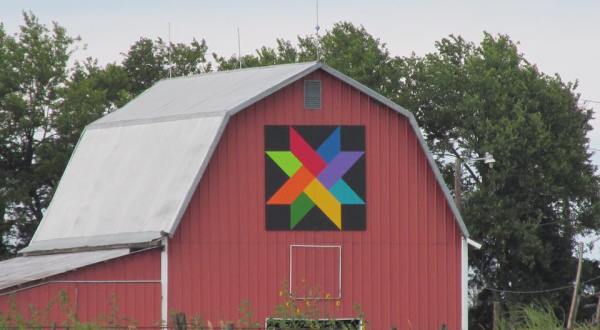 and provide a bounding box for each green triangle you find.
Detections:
[291,193,314,228]
[266,151,302,177]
